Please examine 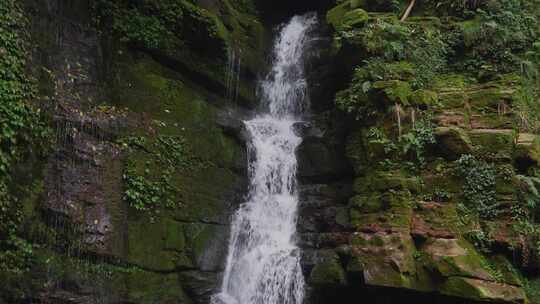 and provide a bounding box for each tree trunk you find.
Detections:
[400,0,416,21]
